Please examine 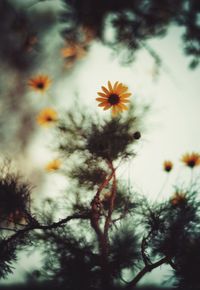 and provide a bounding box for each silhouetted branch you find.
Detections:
[90,160,116,289]
[141,230,153,266]
[90,167,115,234]
[104,160,116,238]
[126,256,170,289]
[141,236,150,266]
[3,212,90,245]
